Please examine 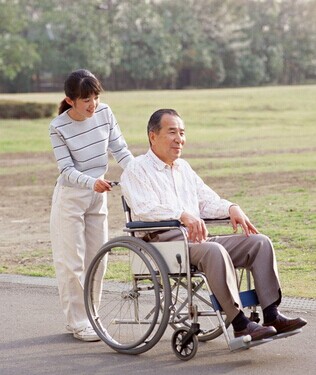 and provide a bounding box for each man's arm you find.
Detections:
[180,205,259,242]
[195,172,259,238]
